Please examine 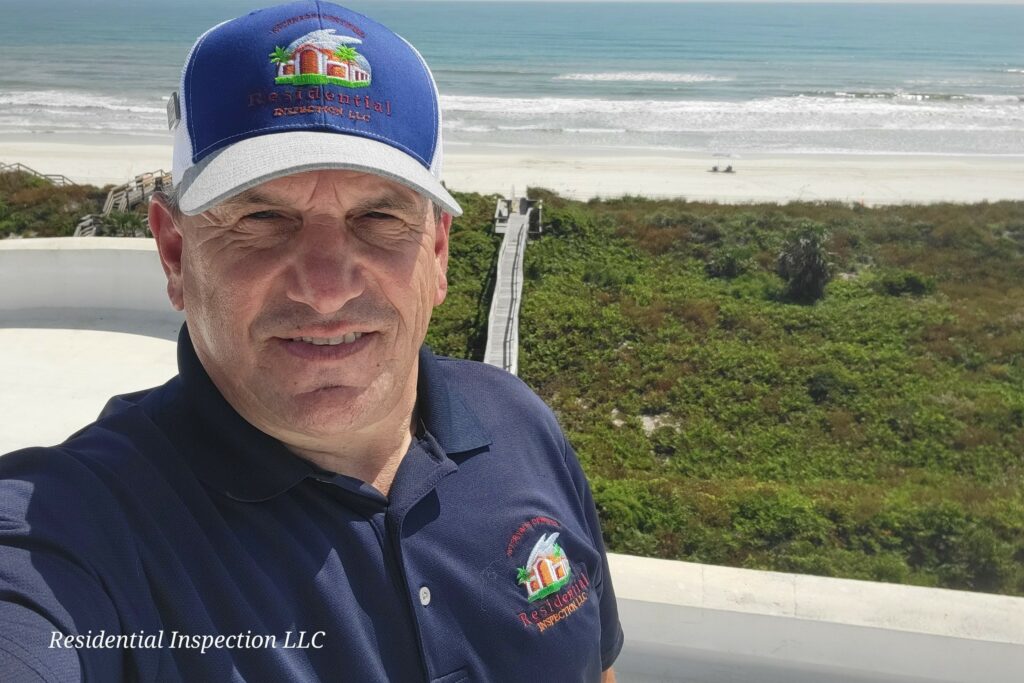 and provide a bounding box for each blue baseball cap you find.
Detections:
[169,0,461,216]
